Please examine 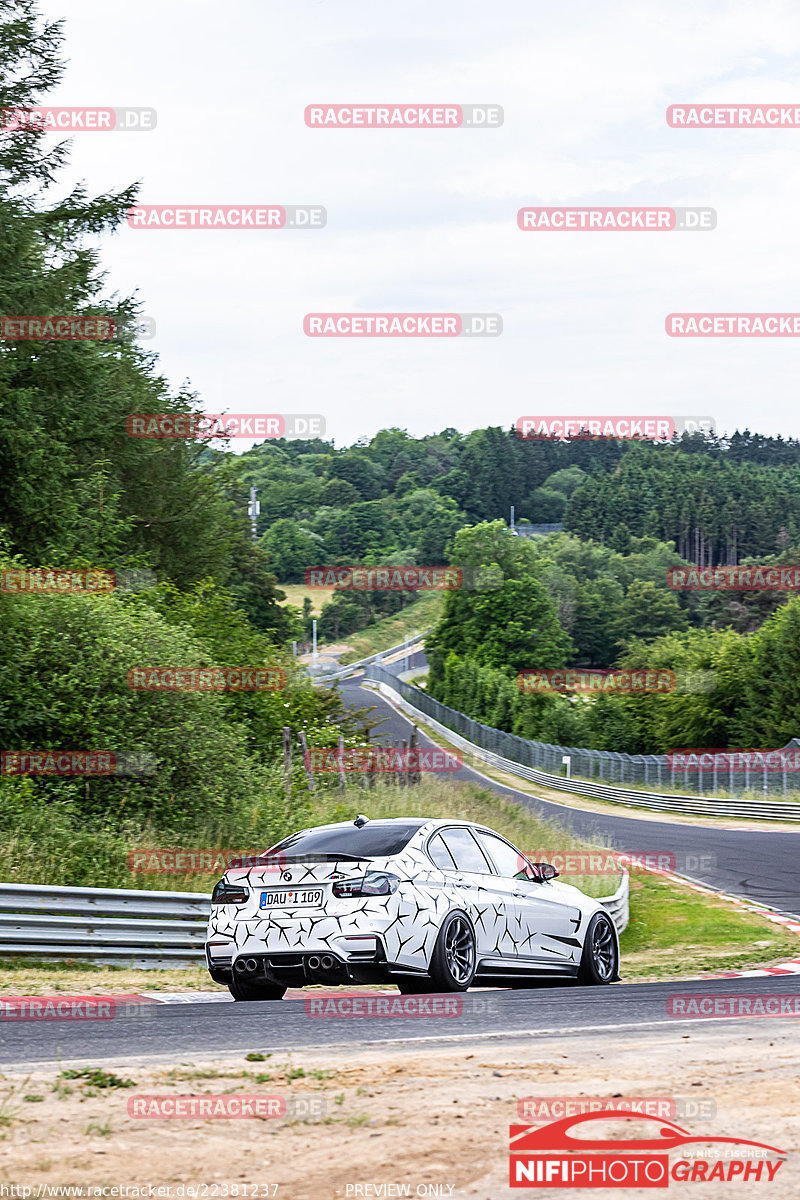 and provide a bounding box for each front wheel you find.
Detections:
[577,912,618,985]
[427,912,477,992]
[228,974,286,1001]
